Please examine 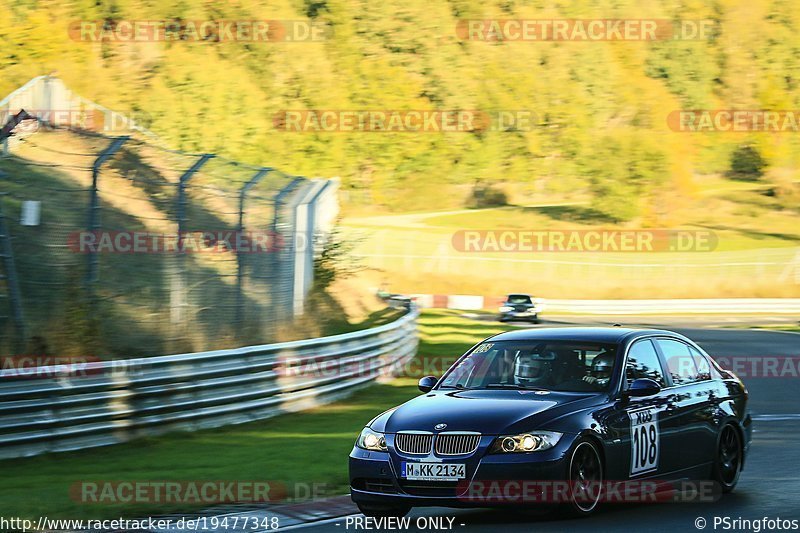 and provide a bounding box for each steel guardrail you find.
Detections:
[0,308,419,459]
[410,294,800,314]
